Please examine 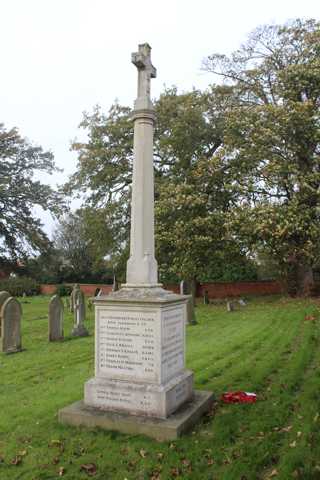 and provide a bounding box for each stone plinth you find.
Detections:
[59,390,214,441]
[84,287,193,418]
